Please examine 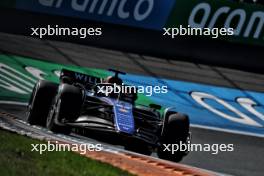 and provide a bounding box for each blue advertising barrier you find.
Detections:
[16,0,175,30]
